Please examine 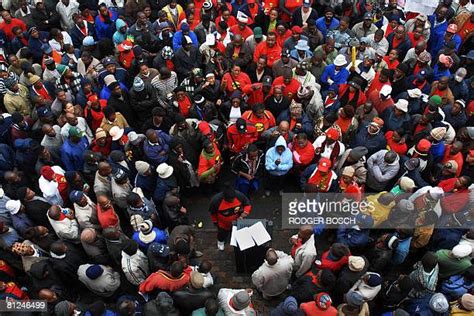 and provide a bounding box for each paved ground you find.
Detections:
[183,166,304,312]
